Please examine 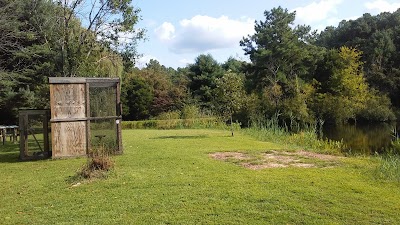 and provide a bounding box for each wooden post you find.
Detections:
[1,127,5,145]
[13,127,17,143]
[43,111,49,154]
[19,113,28,159]
[116,81,123,154]
[1,127,7,145]
[86,82,91,155]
